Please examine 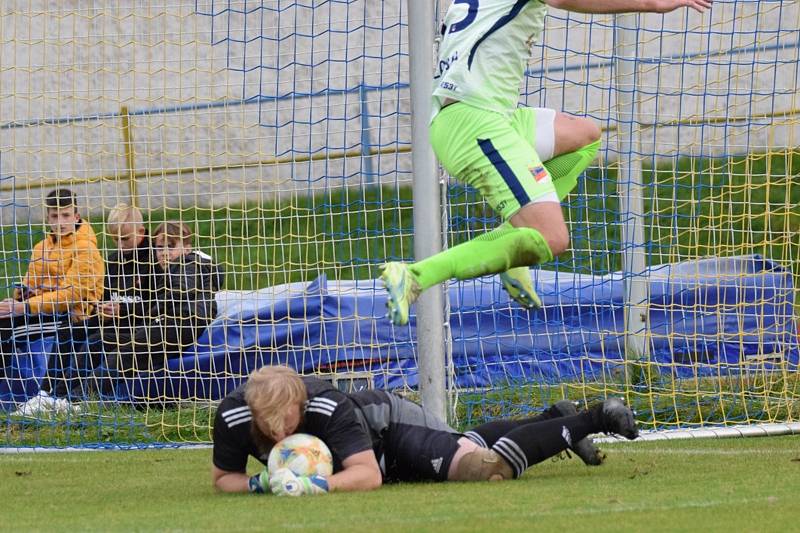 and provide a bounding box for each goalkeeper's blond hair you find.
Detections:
[245,366,307,440]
